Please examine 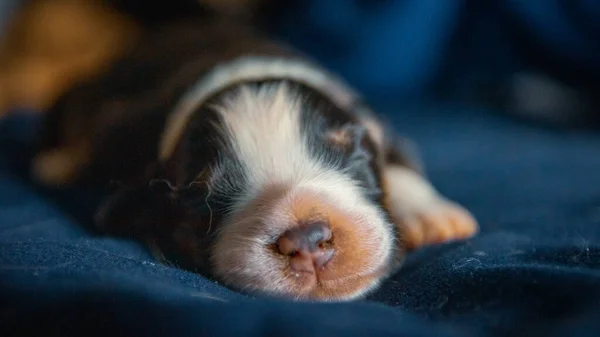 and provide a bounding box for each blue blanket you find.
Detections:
[2,105,600,336]
[2,1,600,336]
